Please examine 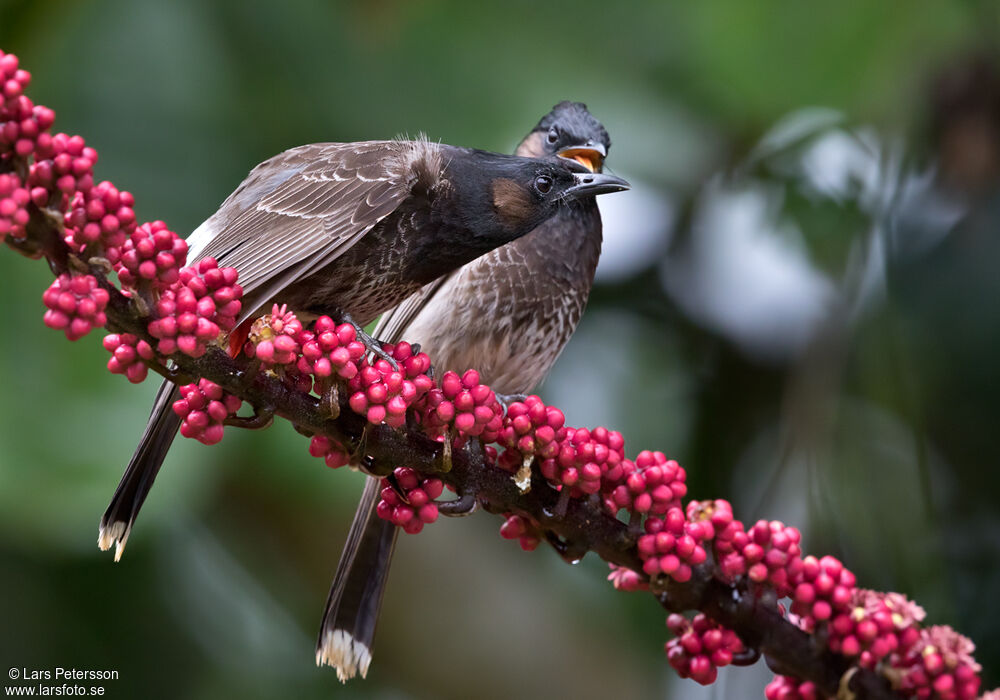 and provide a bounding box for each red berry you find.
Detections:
[148,257,242,358]
[42,274,108,340]
[375,467,444,534]
[103,332,154,383]
[172,379,241,445]
[665,614,744,686]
